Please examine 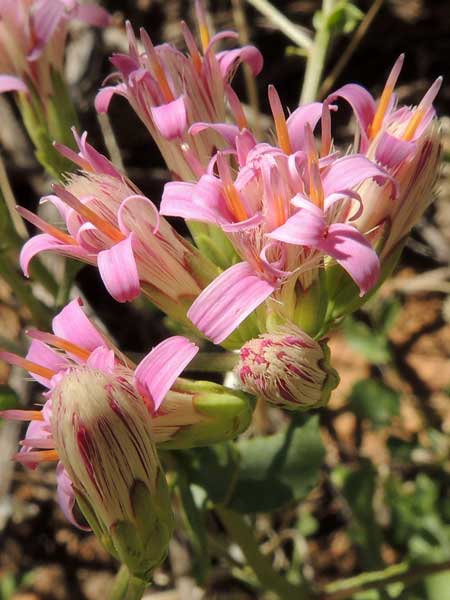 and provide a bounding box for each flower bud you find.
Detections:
[51,368,173,581]
[236,326,339,411]
[154,379,254,449]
